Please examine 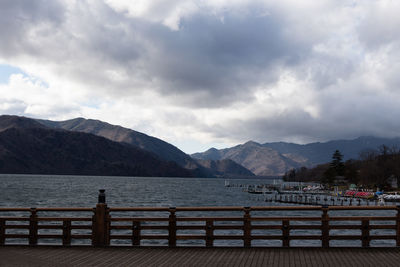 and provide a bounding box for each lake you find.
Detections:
[0,174,277,207]
[0,174,396,247]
